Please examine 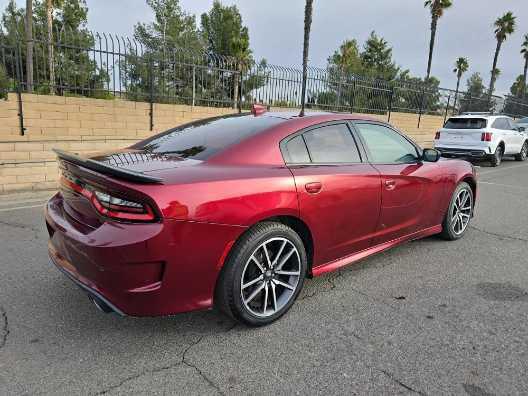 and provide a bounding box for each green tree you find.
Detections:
[201,1,251,106]
[453,57,469,110]
[520,34,528,98]
[509,75,526,97]
[424,0,452,81]
[300,0,314,116]
[489,11,516,98]
[460,72,488,112]
[361,31,399,81]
